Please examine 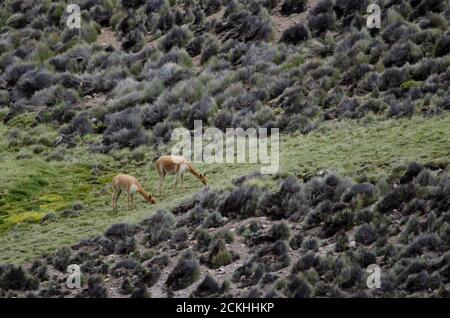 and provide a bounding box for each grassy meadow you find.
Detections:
[1,113,449,264]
